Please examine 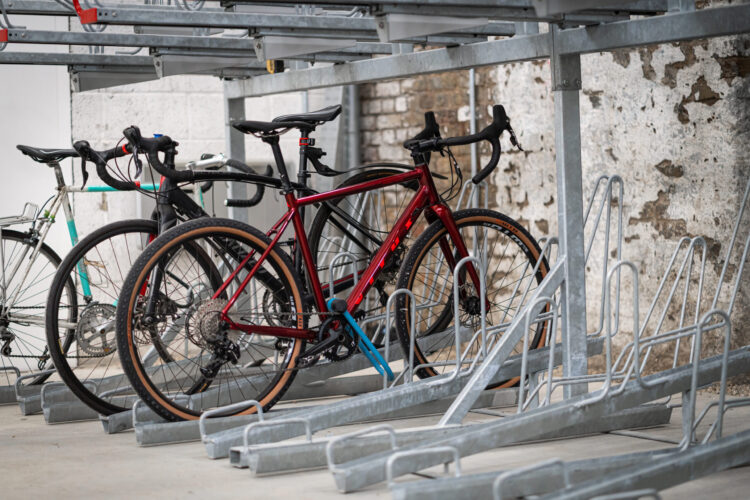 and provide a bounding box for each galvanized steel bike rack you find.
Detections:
[387,178,750,499]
